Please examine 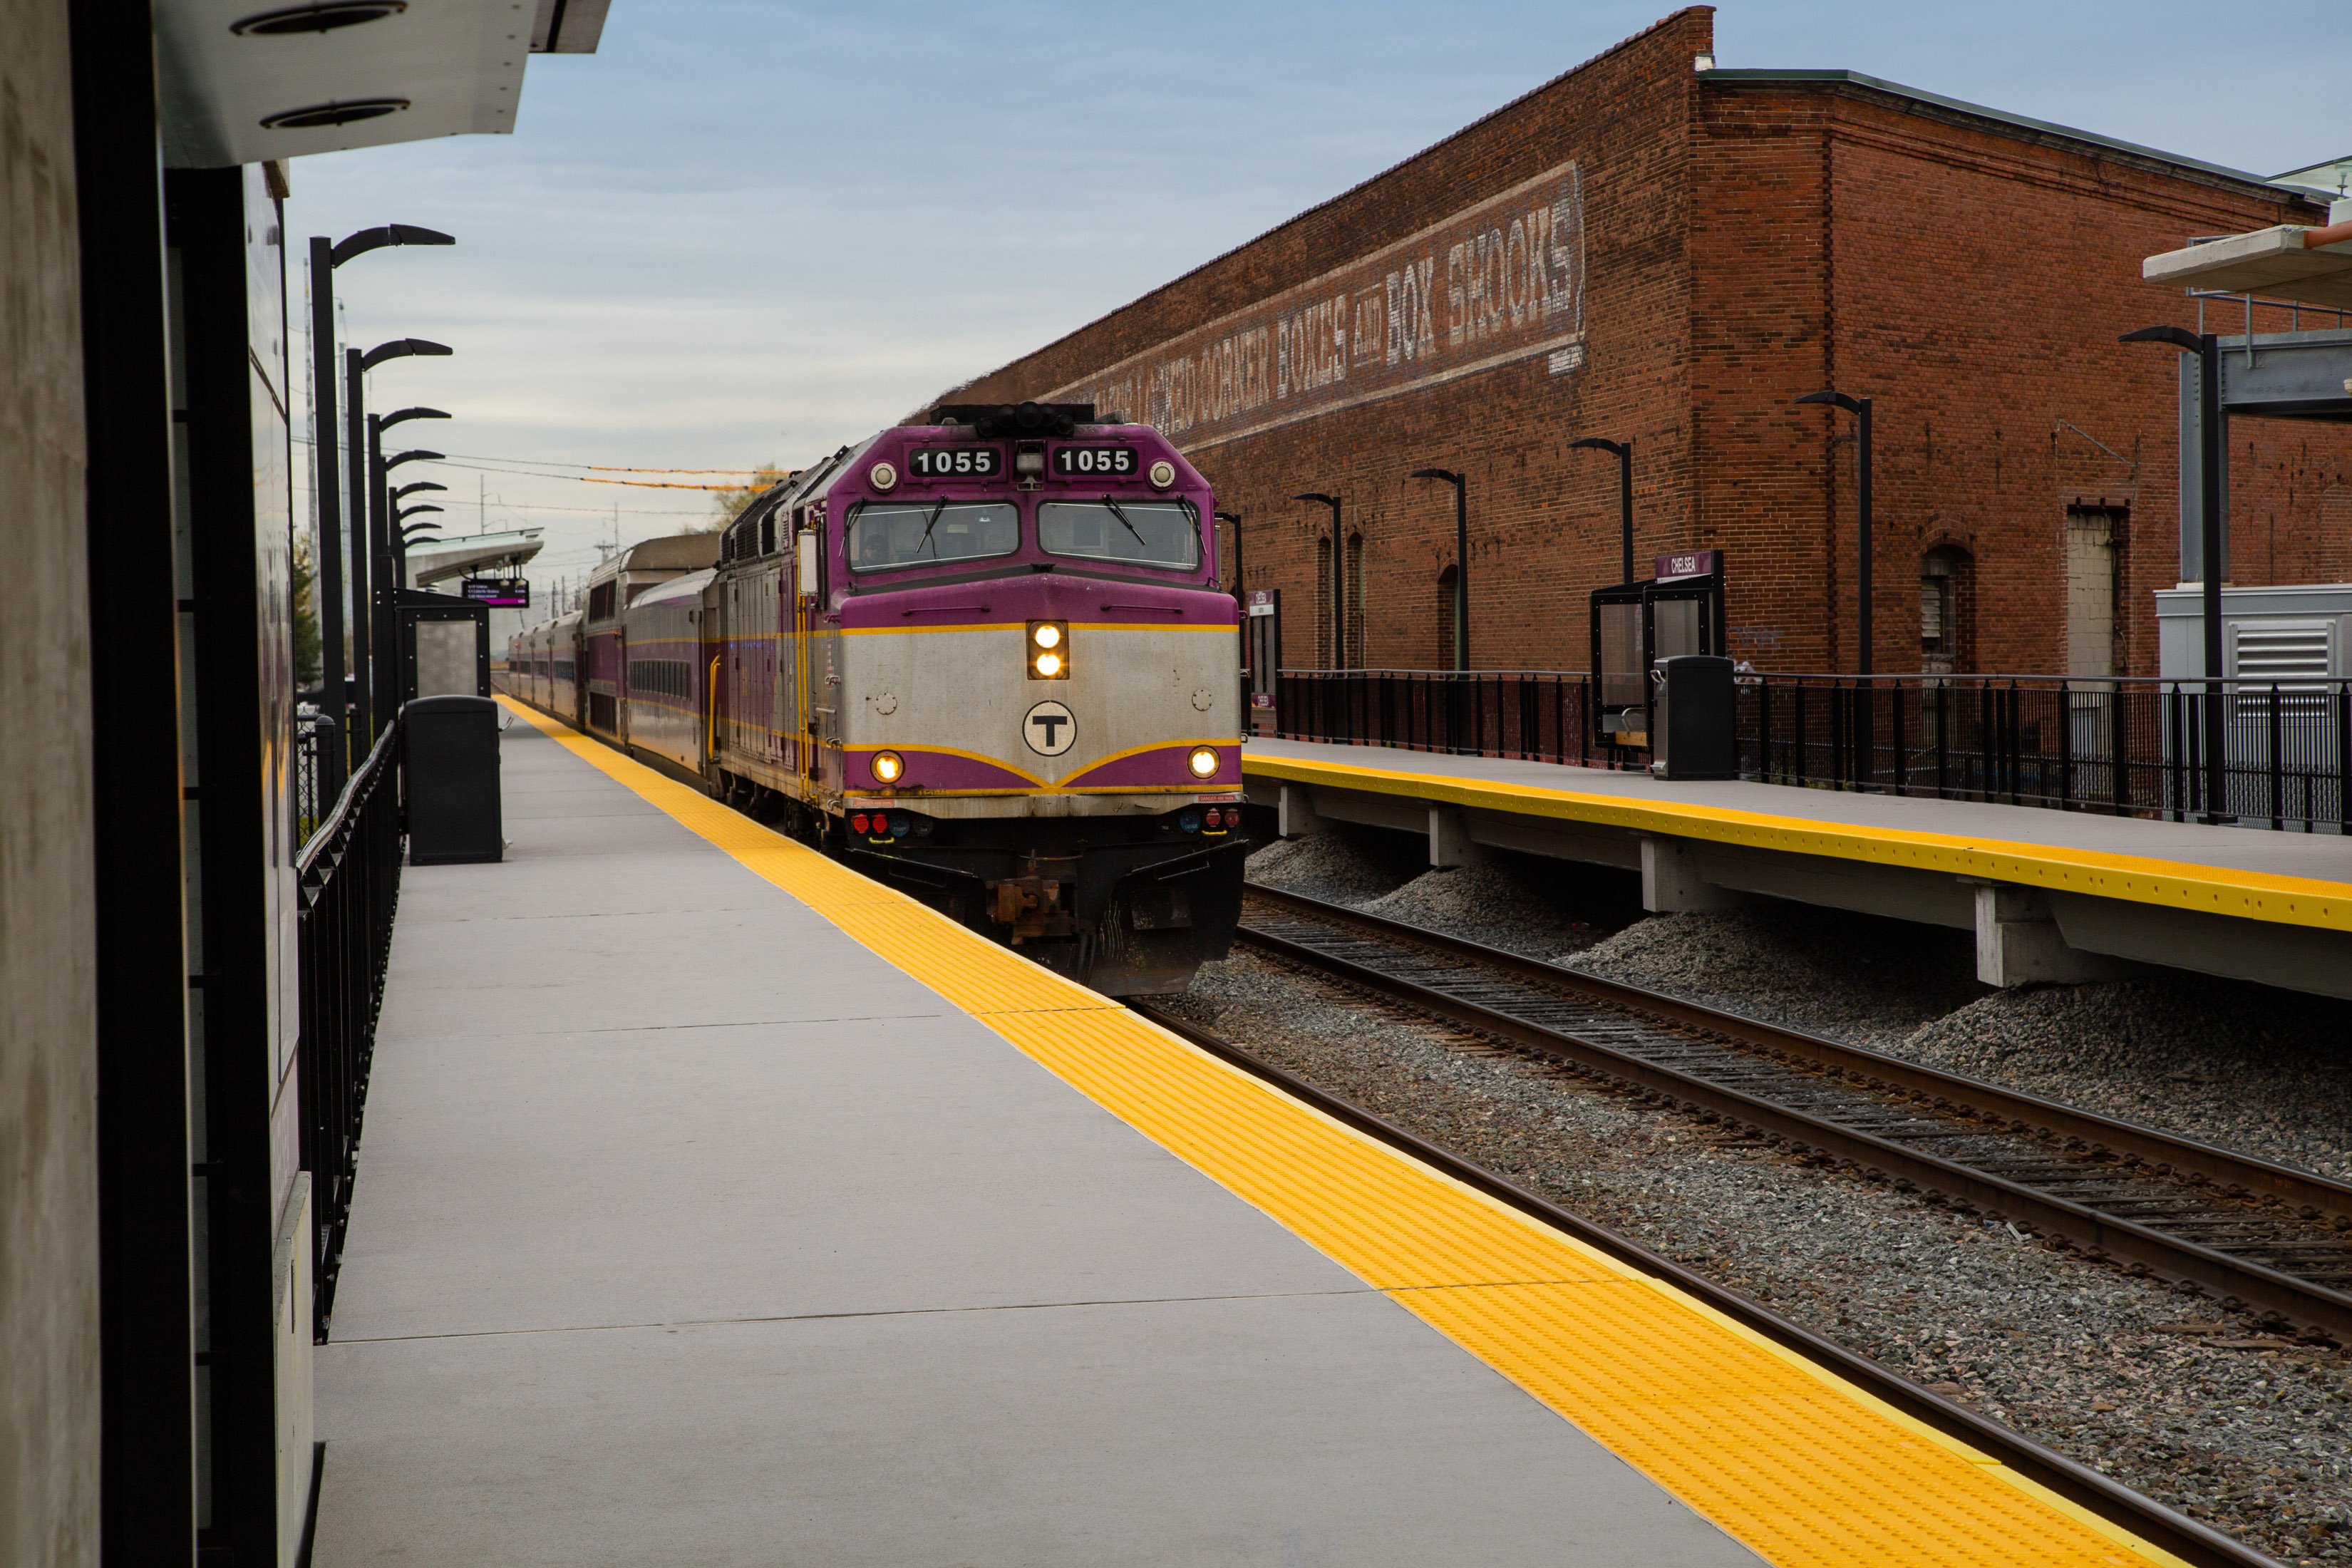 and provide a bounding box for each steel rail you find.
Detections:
[1130,999,2282,1568]
[1237,882,2352,1341]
